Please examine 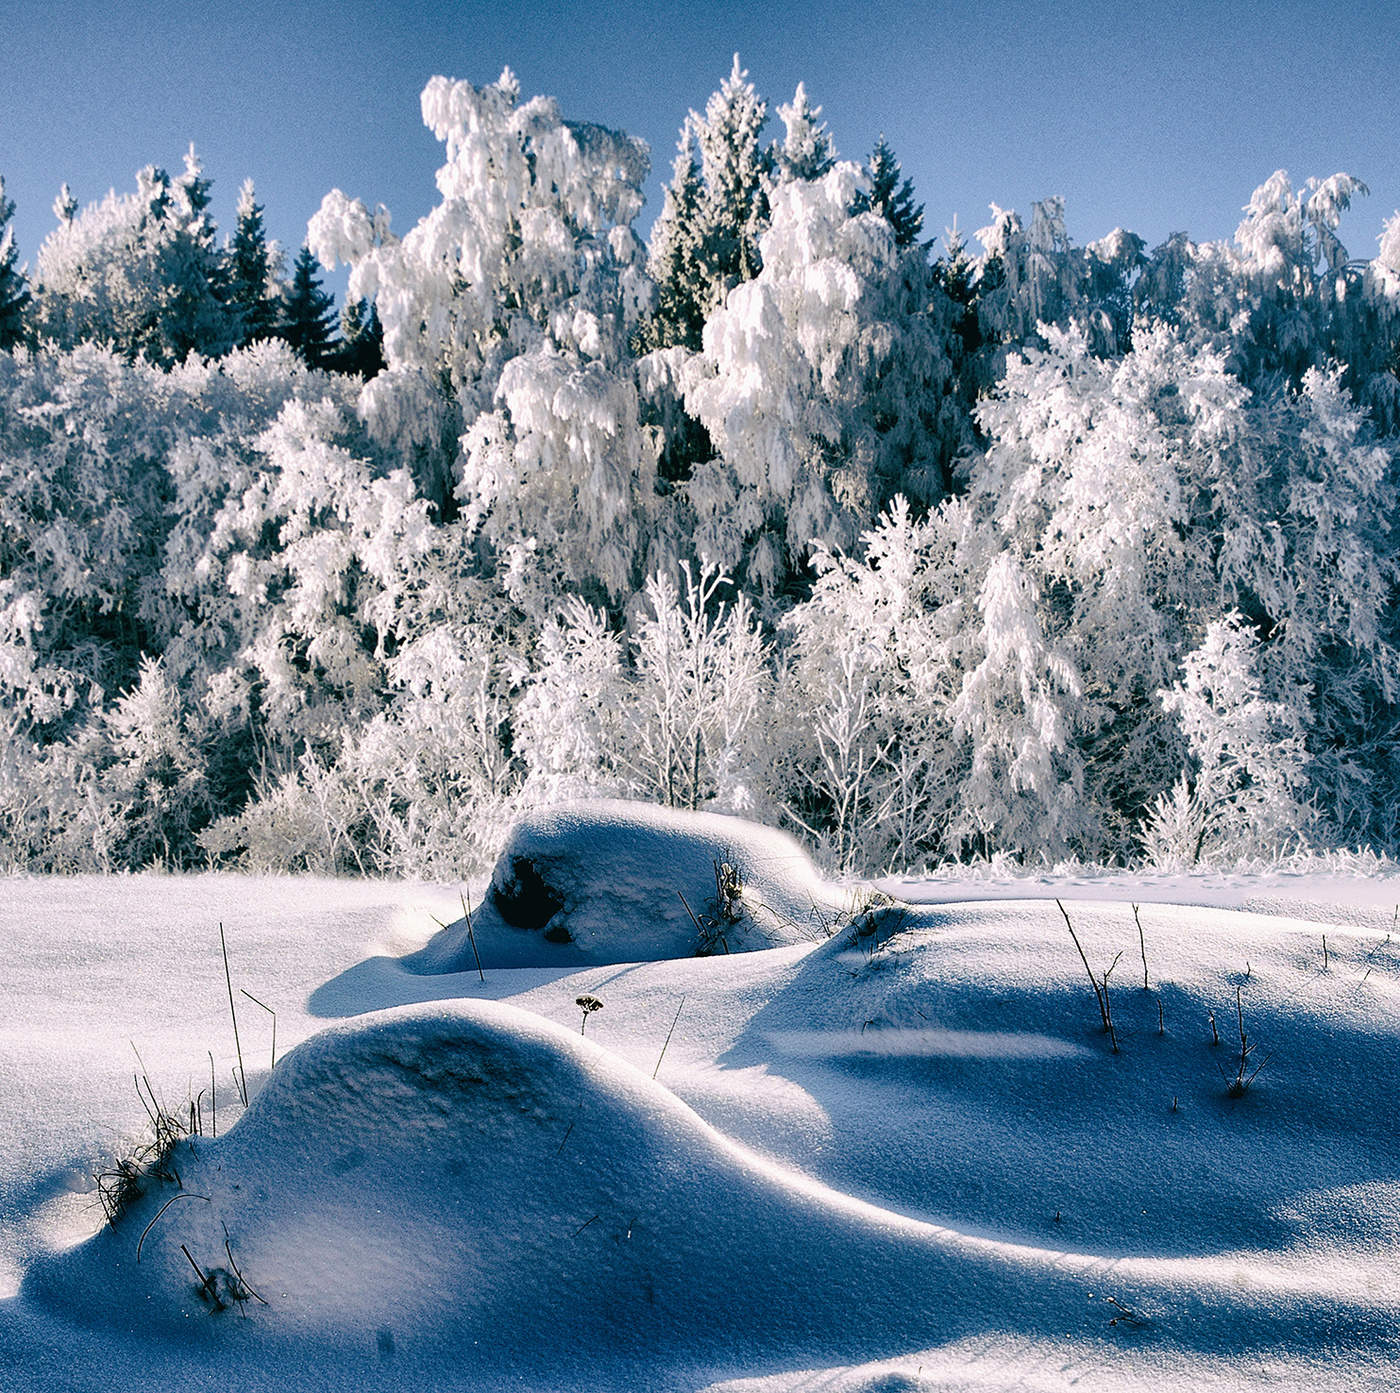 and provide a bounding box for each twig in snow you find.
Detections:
[1133,903,1148,990]
[653,995,687,1080]
[1057,900,1117,1051]
[240,988,277,1071]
